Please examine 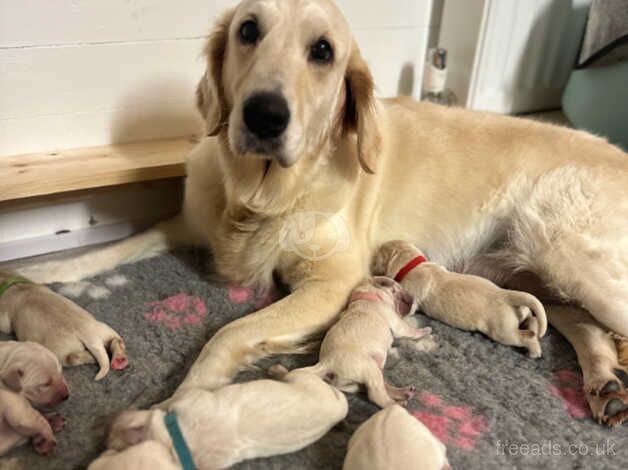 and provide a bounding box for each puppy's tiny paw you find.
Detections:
[45,413,66,433]
[111,356,129,370]
[33,435,56,455]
